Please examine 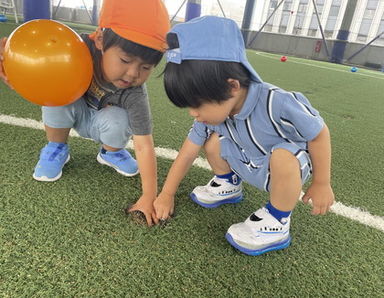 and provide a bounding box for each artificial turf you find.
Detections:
[0,21,383,297]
